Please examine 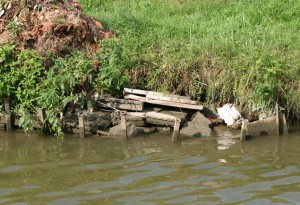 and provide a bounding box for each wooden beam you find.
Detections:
[96,97,144,111]
[124,88,150,96]
[124,94,204,110]
[146,91,194,104]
